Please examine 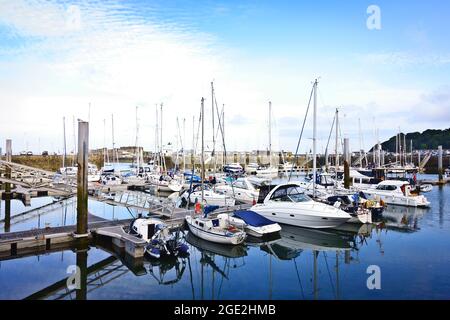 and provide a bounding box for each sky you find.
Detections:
[0,0,449,155]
